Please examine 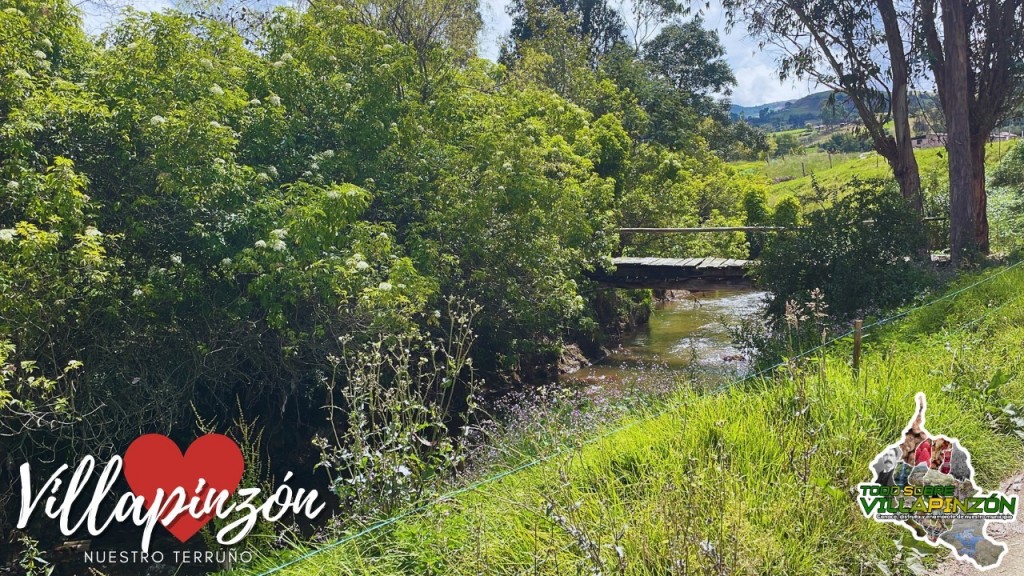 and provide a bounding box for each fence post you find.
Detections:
[853,319,863,382]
